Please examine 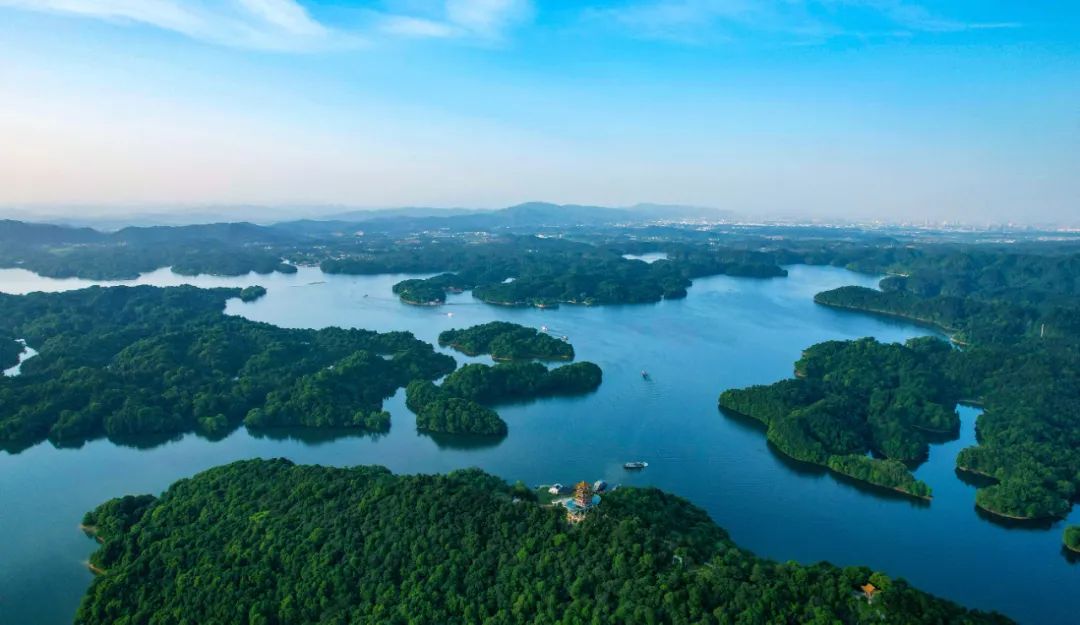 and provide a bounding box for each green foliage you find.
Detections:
[440,361,602,404]
[0,221,298,280]
[0,286,455,447]
[827,455,933,499]
[1064,526,1080,553]
[814,251,1080,521]
[438,321,574,361]
[404,362,602,436]
[417,397,507,436]
[75,459,1011,625]
[0,336,23,370]
[719,337,957,497]
[238,285,267,302]
[331,235,786,308]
